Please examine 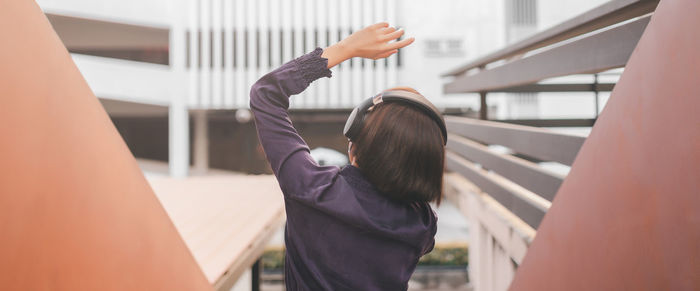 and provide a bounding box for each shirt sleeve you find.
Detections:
[249,48,340,198]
